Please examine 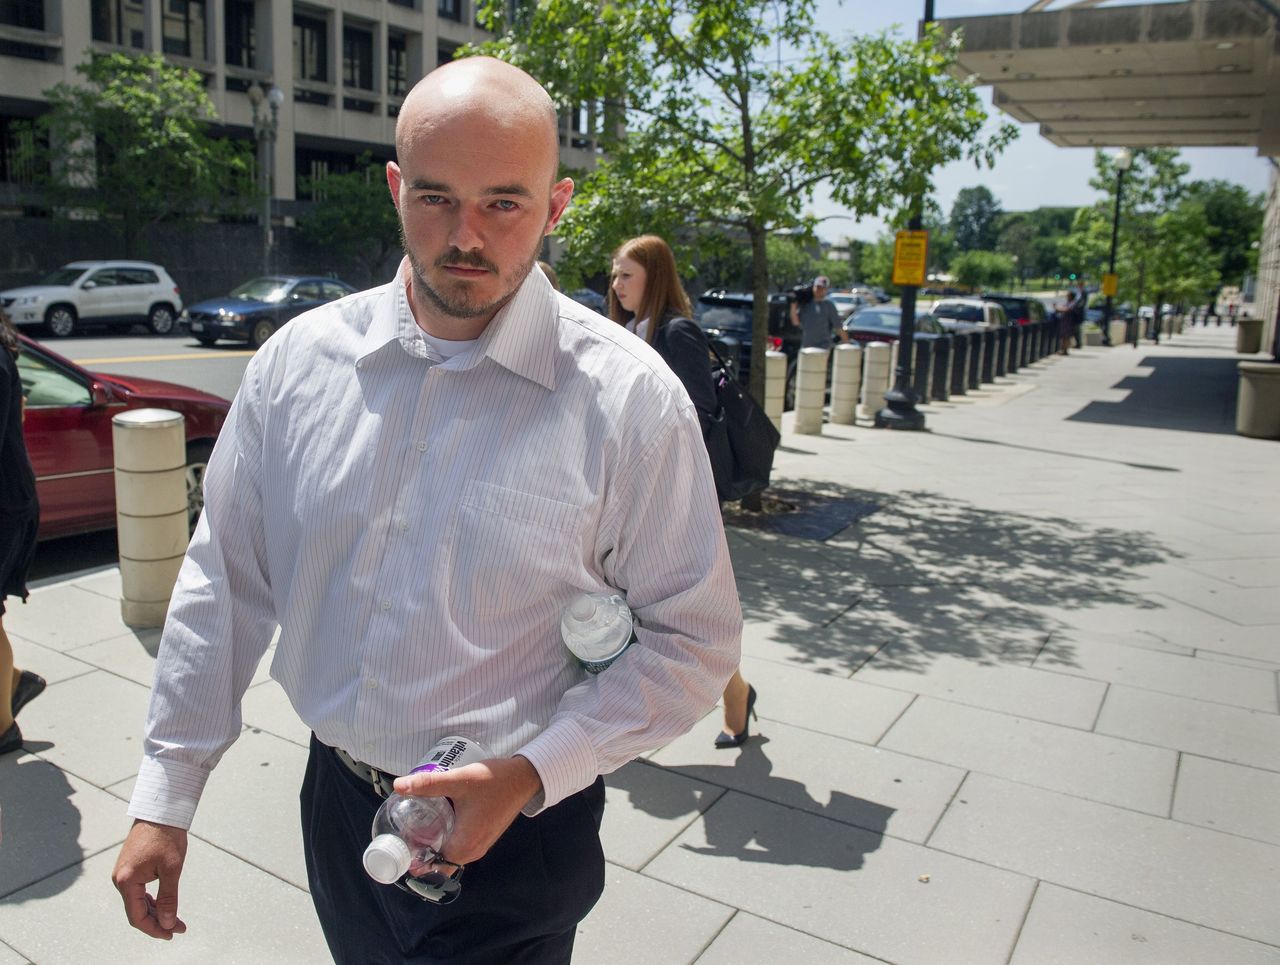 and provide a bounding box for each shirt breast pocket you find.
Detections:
[447,482,586,621]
